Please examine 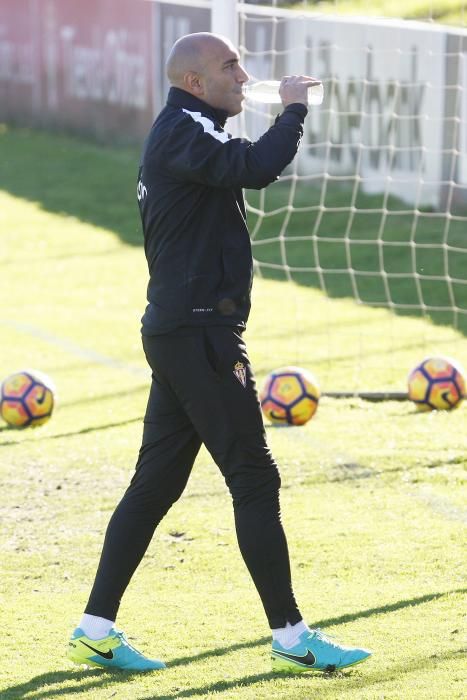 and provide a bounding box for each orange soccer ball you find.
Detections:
[407,356,465,411]
[260,366,320,426]
[0,370,55,428]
